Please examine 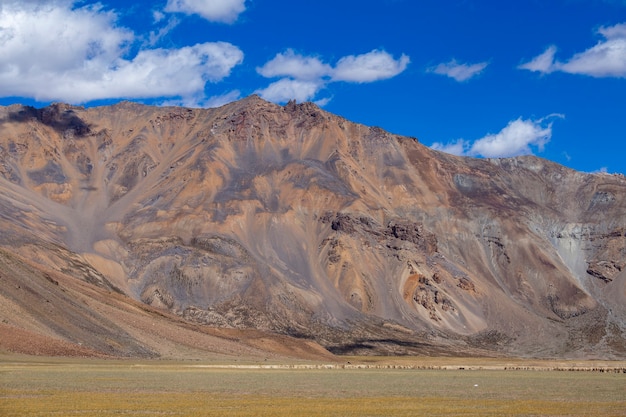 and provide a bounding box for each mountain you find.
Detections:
[1,96,625,359]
